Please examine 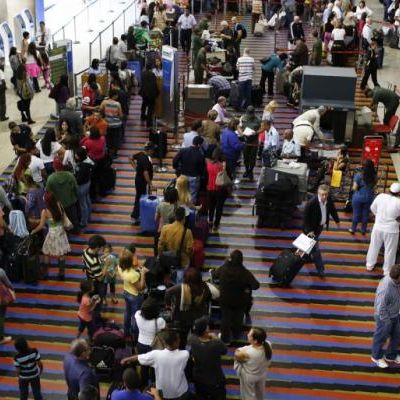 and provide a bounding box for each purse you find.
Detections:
[63,212,73,230]
[216,168,232,187]
[0,281,16,306]
[151,319,165,350]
